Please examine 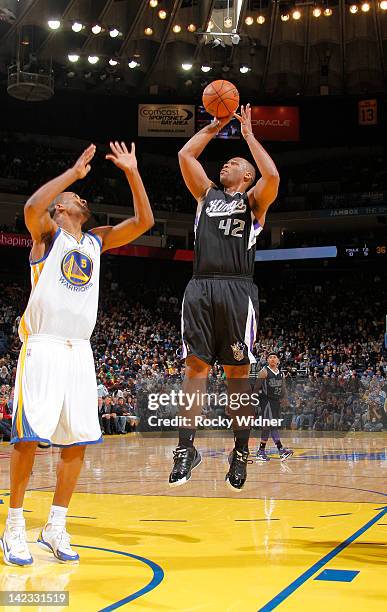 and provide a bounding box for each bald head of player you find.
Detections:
[219,157,256,192]
[49,192,91,224]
